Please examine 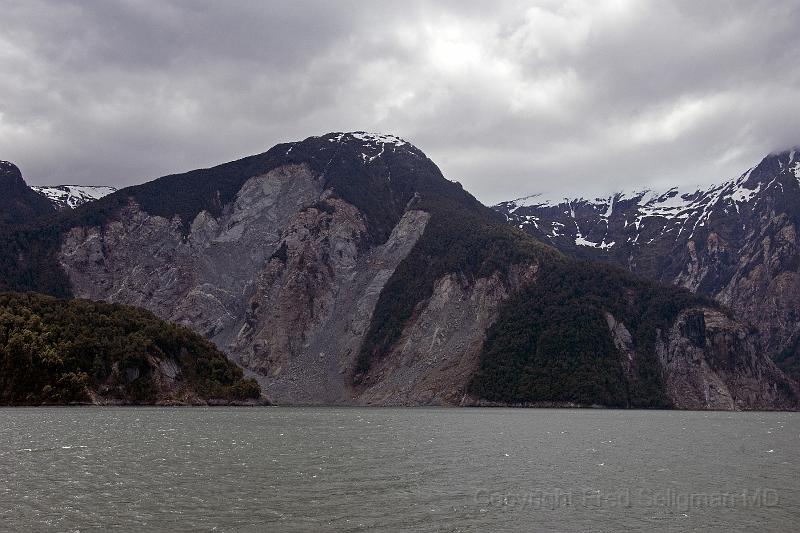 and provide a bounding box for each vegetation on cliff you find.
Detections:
[0,292,260,405]
[345,139,718,403]
[353,193,558,381]
[467,261,720,407]
[0,135,776,407]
